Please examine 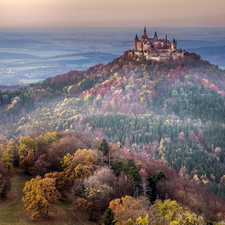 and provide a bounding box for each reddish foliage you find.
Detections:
[189,130,197,141]
[45,70,82,86]
[139,168,148,179]
[47,134,91,171]
[198,130,204,142]
[209,83,219,92]
[178,132,185,142]
[80,79,121,99]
